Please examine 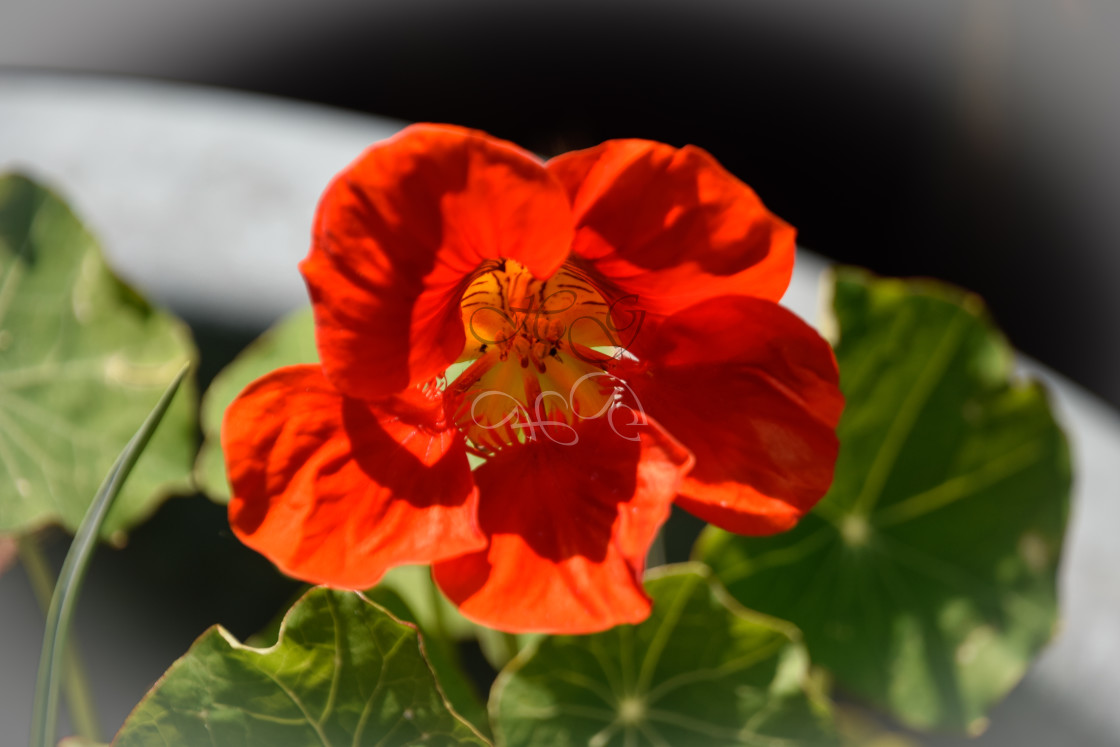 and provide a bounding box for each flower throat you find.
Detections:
[444,258,631,455]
